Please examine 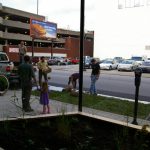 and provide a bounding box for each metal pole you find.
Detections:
[132,86,139,125]
[132,68,142,125]
[32,38,34,58]
[83,34,86,71]
[51,40,53,59]
[37,0,39,15]
[78,0,85,112]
